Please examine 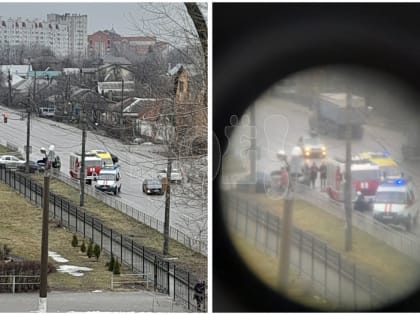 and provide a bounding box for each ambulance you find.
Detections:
[94,165,122,195]
[69,152,102,184]
[325,157,381,202]
[373,178,419,231]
